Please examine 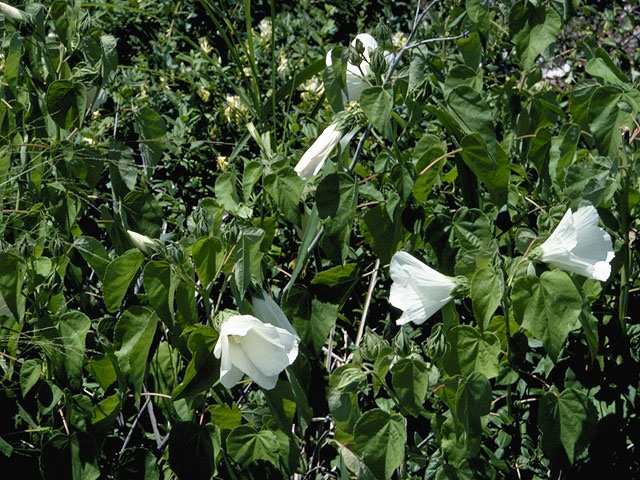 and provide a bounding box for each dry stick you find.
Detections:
[119,396,152,455]
[143,385,164,448]
[325,323,336,371]
[355,259,381,348]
